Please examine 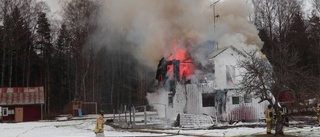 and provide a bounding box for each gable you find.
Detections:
[207,45,247,60]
